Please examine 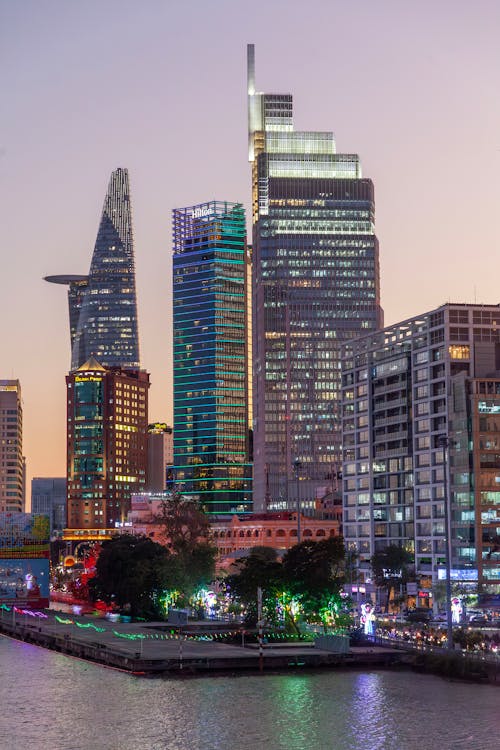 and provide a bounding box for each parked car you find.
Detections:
[468,614,488,626]
[406,607,432,623]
